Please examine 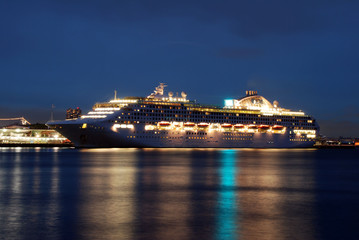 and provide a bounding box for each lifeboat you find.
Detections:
[272,125,284,130]
[184,122,195,127]
[248,124,258,129]
[158,121,170,126]
[234,124,244,129]
[258,125,270,130]
[197,122,209,128]
[221,123,233,128]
